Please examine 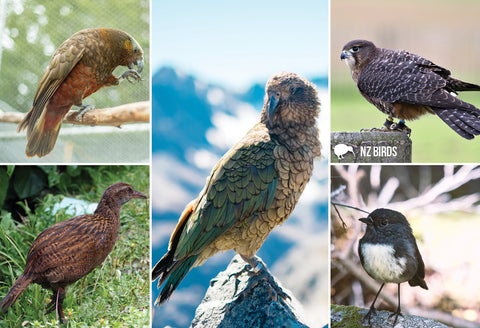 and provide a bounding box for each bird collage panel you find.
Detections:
[1,0,480,327]
[330,1,480,328]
